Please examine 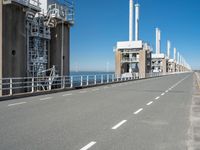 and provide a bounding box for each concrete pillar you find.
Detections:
[129,0,133,41]
[162,59,167,74]
[2,4,26,78]
[156,28,161,54]
[50,22,70,76]
[172,62,176,72]
[135,4,139,41]
[167,40,170,59]
[0,1,2,96]
[139,50,147,78]
[115,50,121,78]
